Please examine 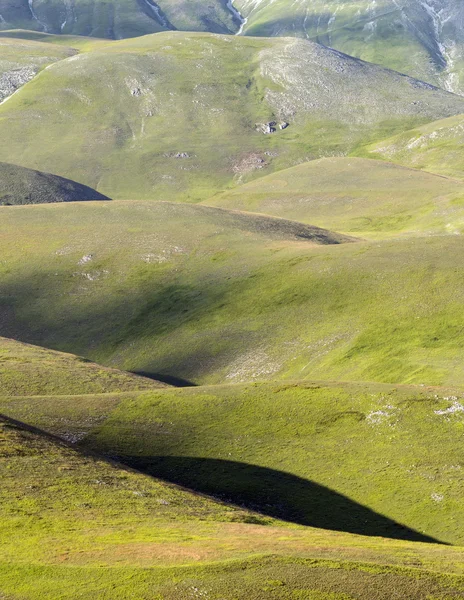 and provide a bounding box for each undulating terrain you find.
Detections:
[3,2,464,599]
